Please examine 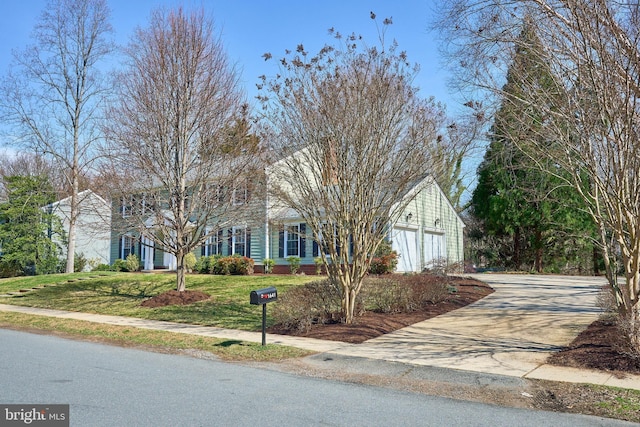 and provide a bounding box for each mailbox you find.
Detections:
[250,287,277,305]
